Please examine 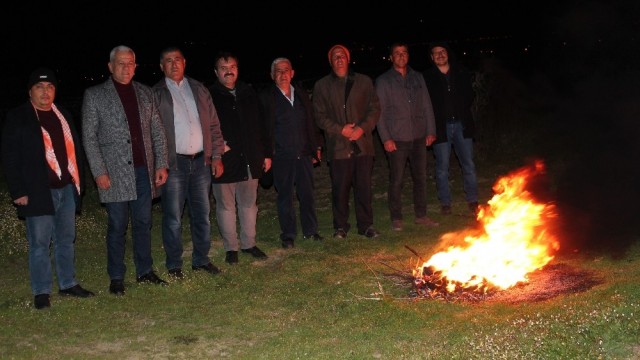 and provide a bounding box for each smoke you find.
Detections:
[539,0,640,257]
